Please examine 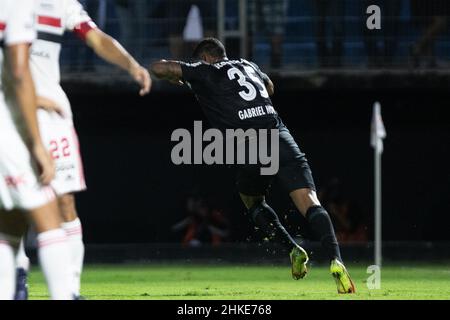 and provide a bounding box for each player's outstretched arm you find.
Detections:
[7,44,54,185]
[85,29,151,96]
[150,60,184,85]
